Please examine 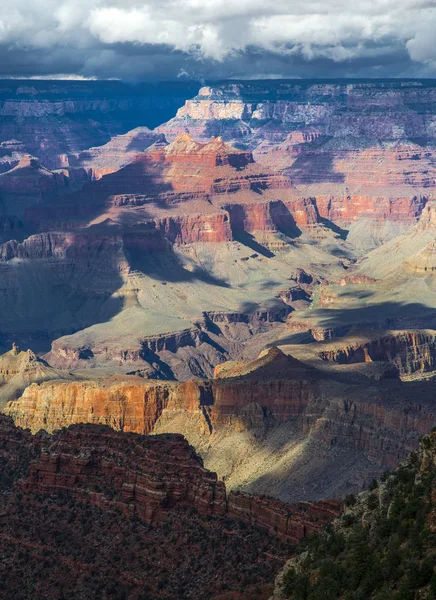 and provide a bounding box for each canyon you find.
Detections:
[0,78,436,516]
